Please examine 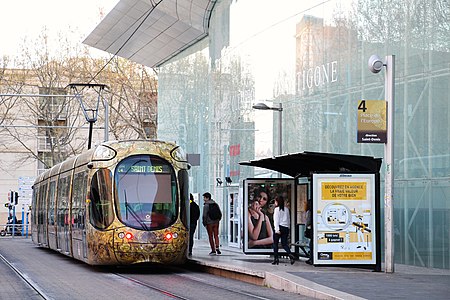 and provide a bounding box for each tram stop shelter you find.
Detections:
[240,151,383,271]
